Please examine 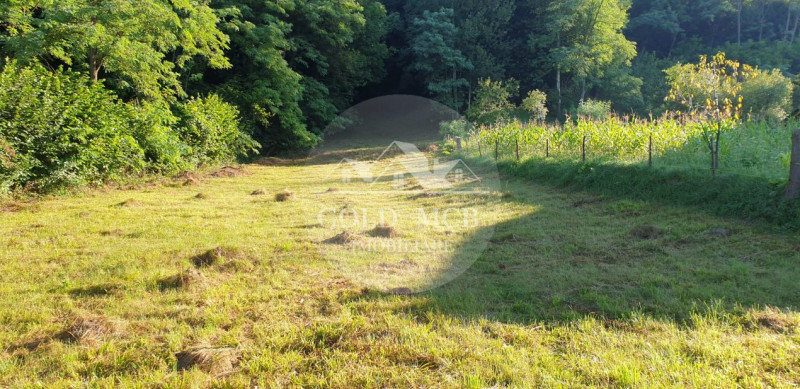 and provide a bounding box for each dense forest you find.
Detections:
[1,0,799,192]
